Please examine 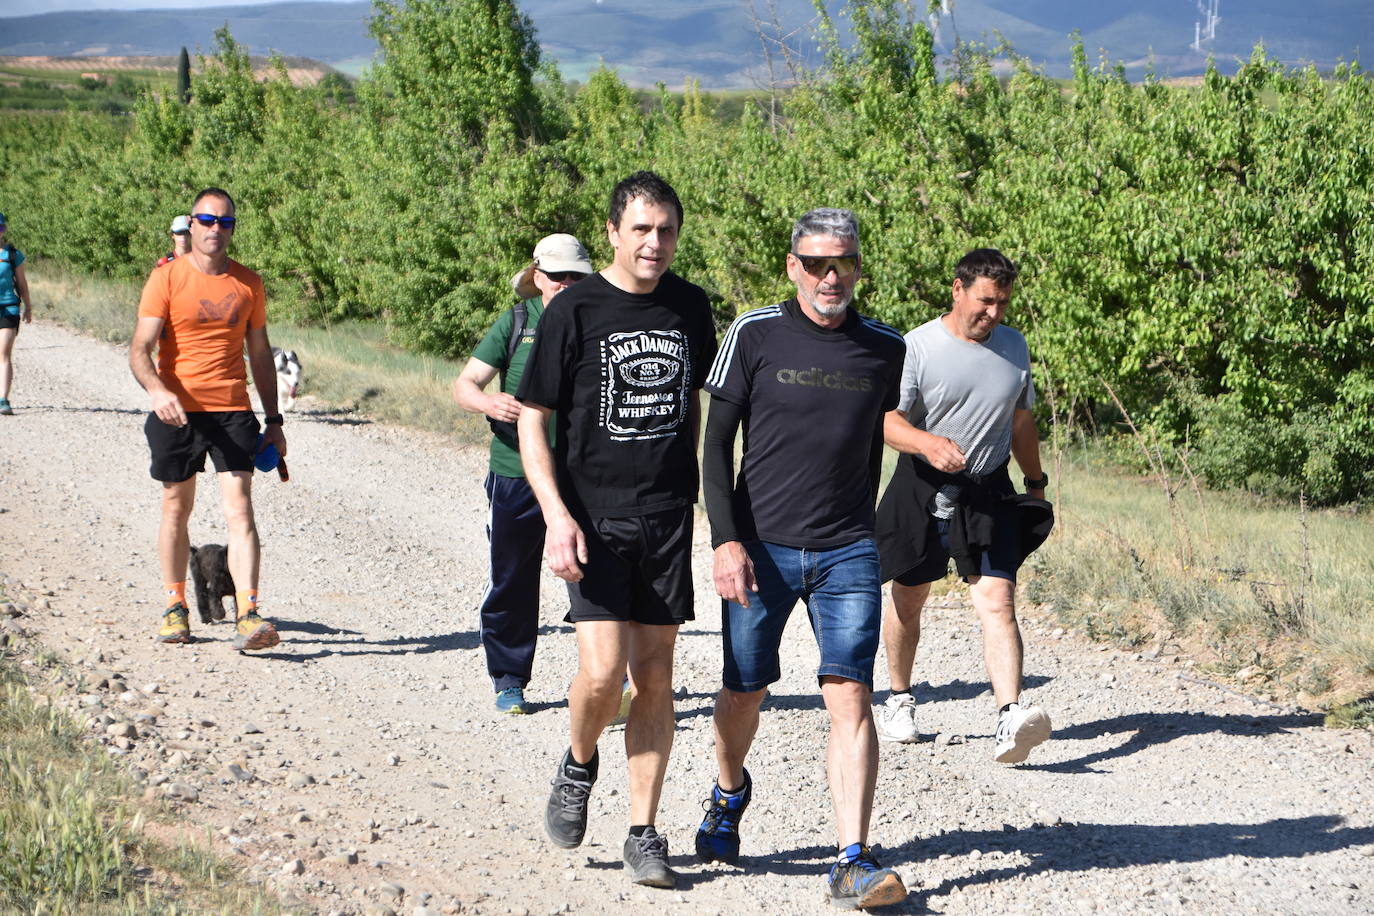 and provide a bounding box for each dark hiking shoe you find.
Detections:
[623,827,677,889]
[545,748,596,848]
